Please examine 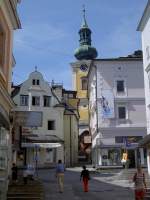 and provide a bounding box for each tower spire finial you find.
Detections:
[82,4,88,28]
[83,4,86,20]
[35,66,37,71]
